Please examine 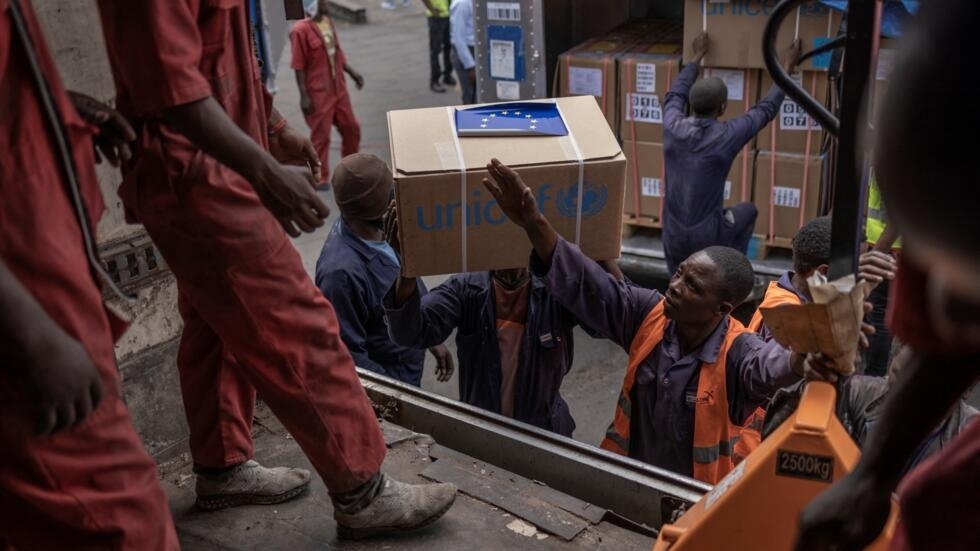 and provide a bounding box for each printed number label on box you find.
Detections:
[773,186,802,208]
[487,2,520,21]
[635,63,656,93]
[641,177,662,197]
[568,67,604,97]
[625,94,663,124]
[780,100,821,131]
[776,450,834,483]
[496,80,520,100]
